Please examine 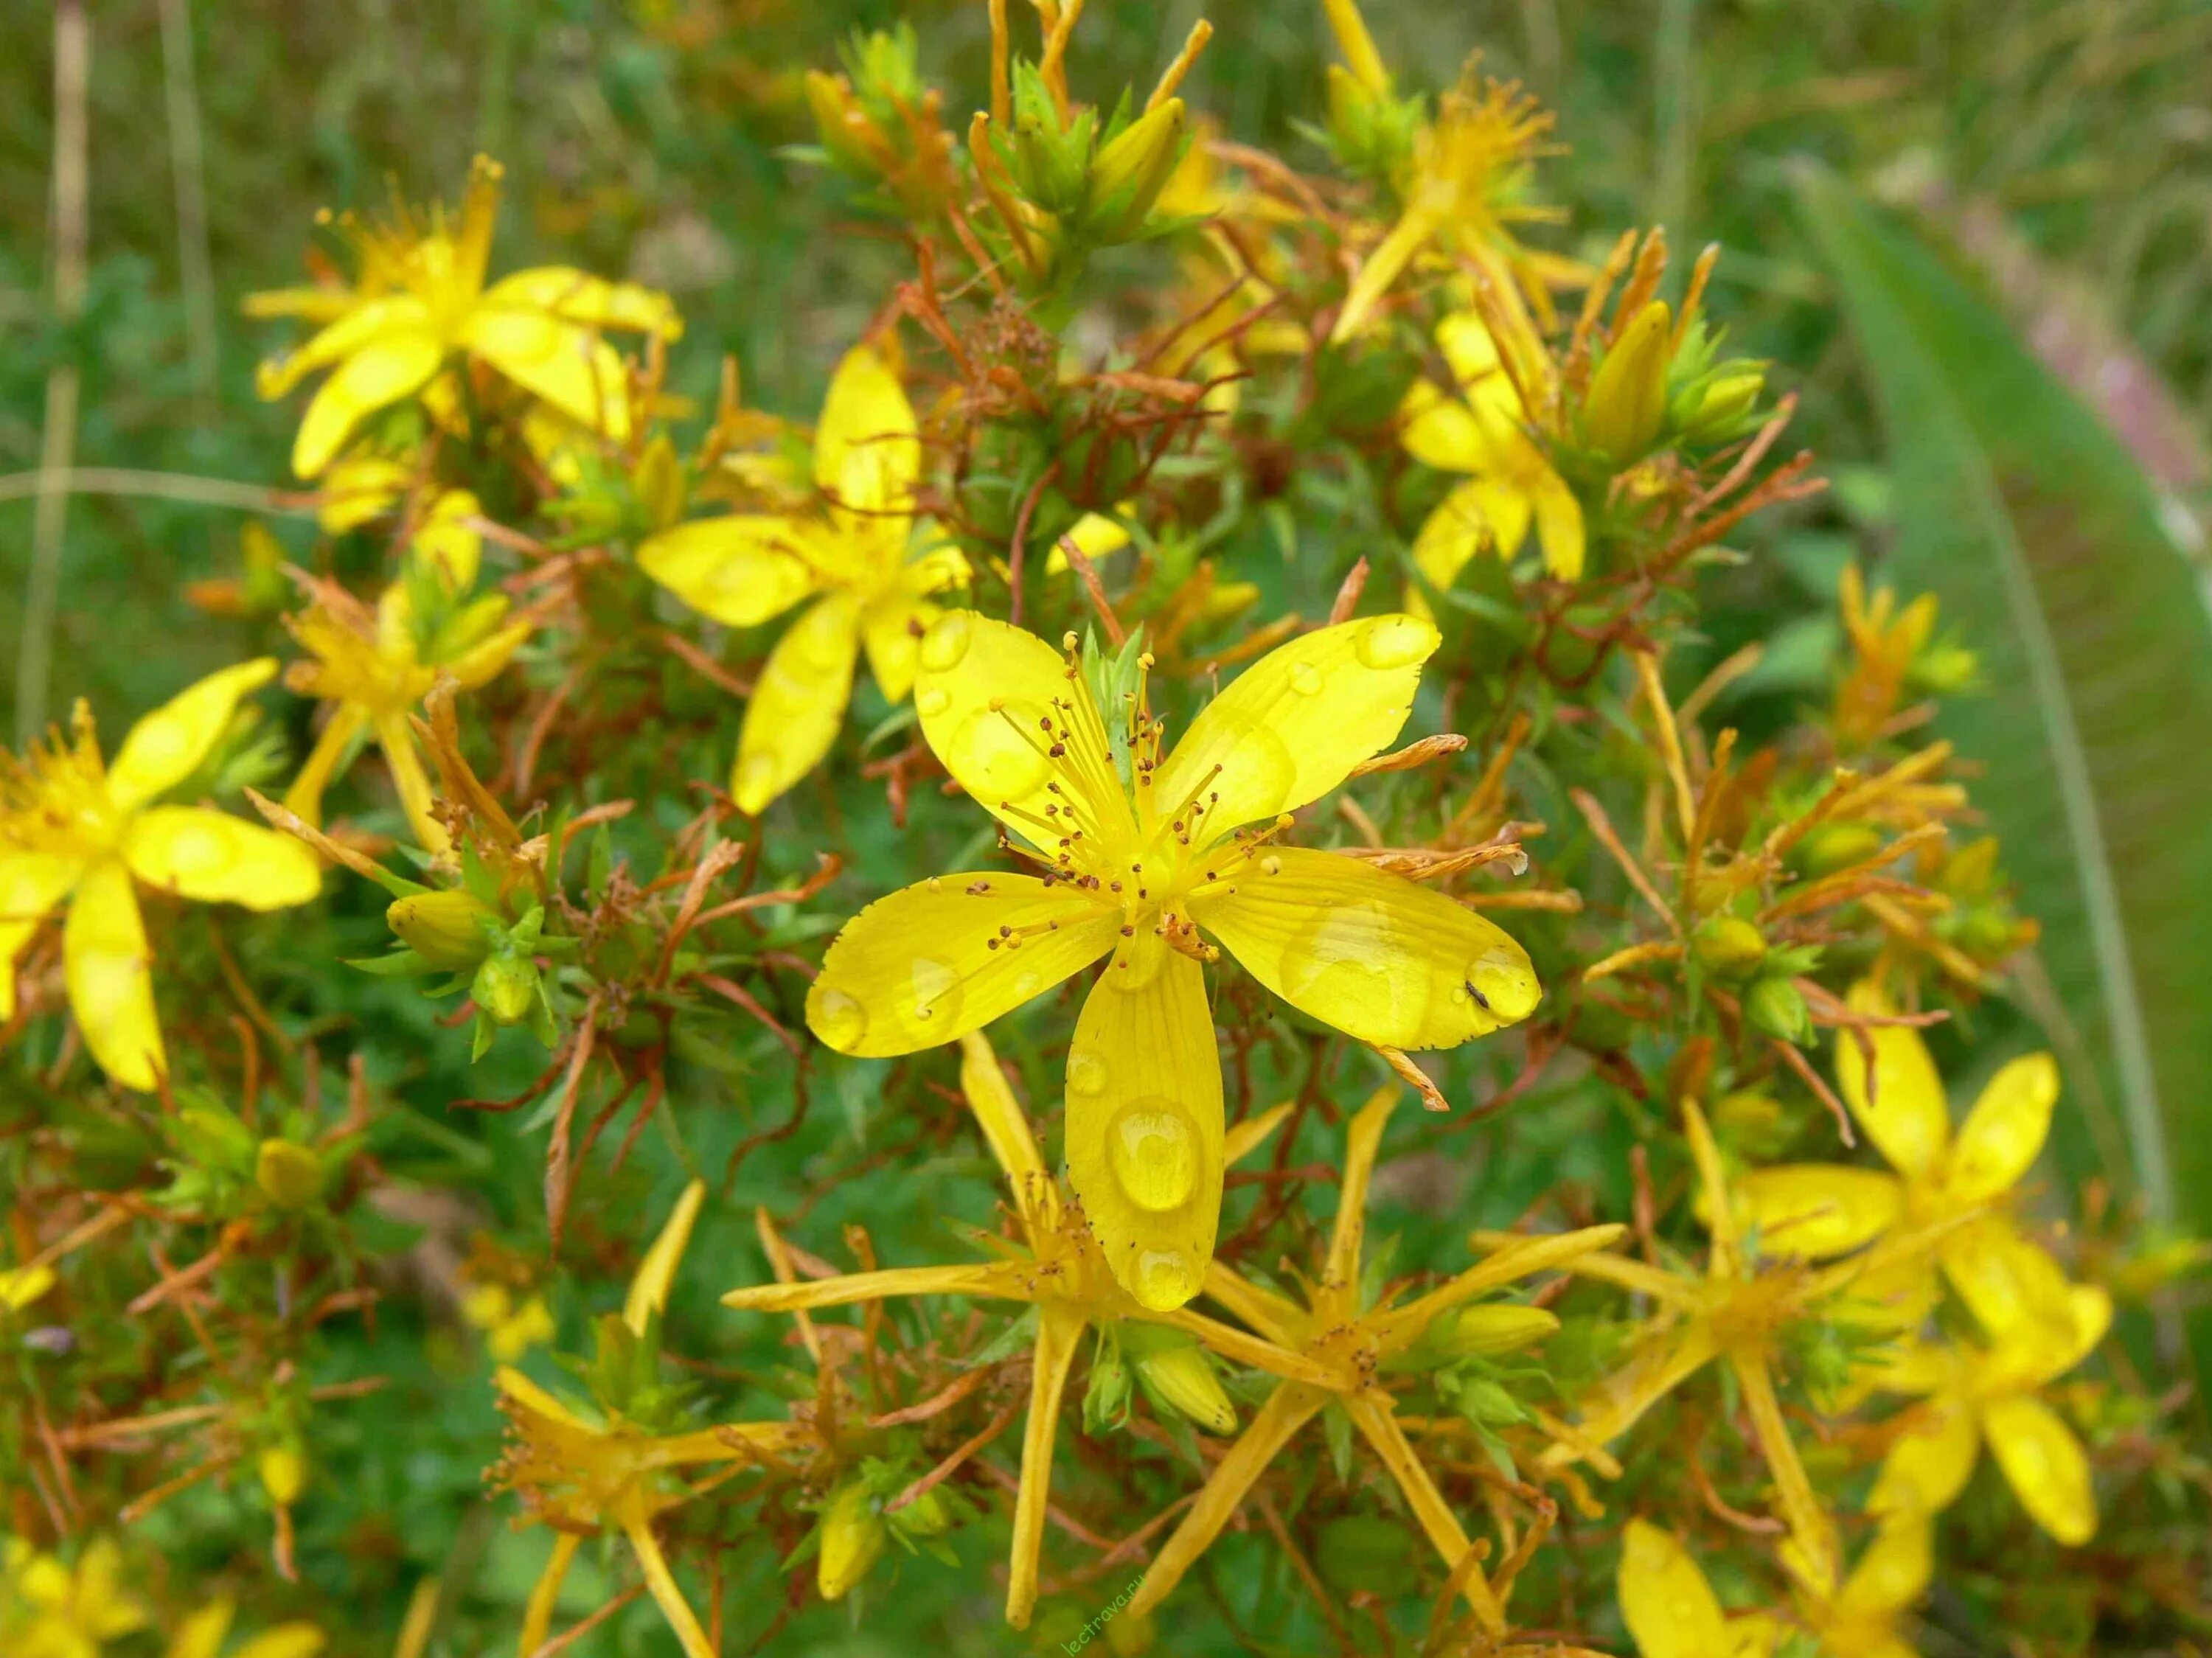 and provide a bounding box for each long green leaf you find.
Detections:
[1792,164,2212,1235]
